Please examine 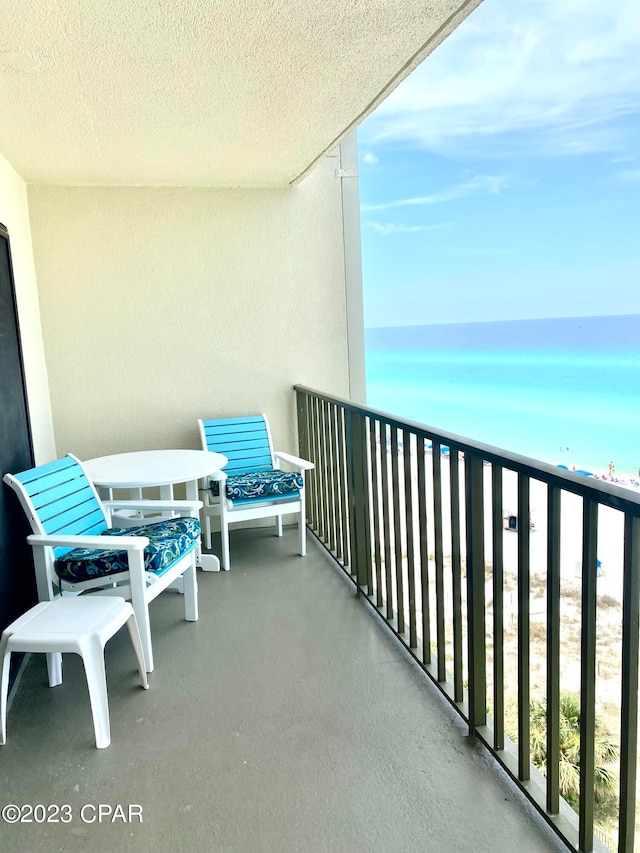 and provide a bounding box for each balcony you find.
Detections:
[4,384,638,852]
[2,527,565,852]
